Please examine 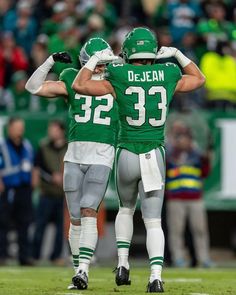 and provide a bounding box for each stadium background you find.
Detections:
[0,0,236,264]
